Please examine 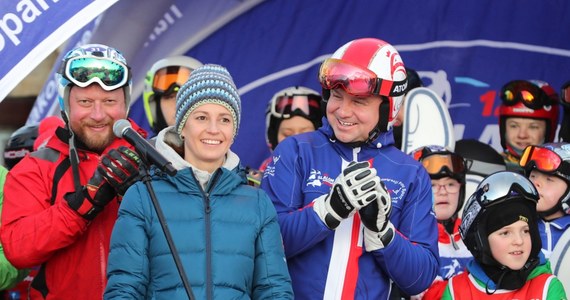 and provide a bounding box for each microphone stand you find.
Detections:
[139,163,195,300]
